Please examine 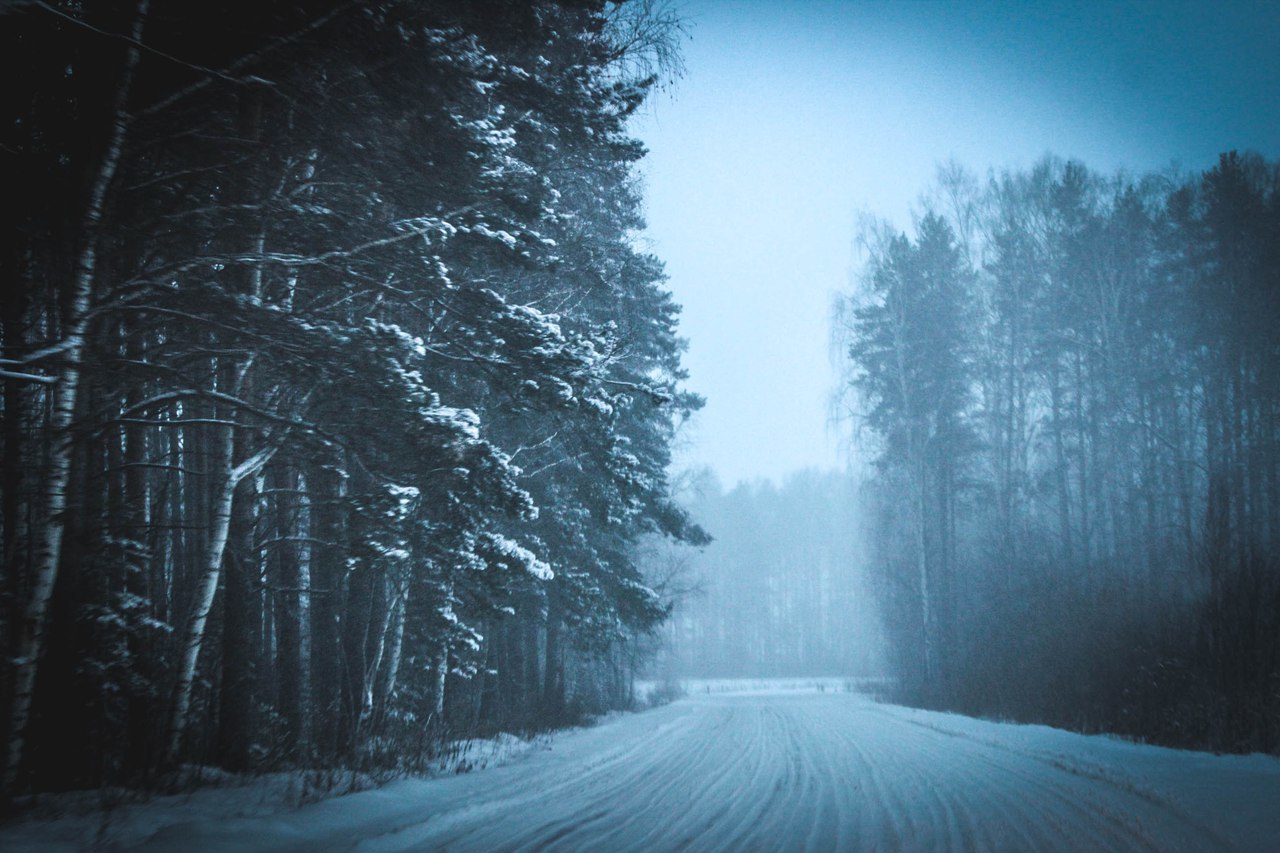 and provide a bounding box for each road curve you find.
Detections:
[141,688,1280,852]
